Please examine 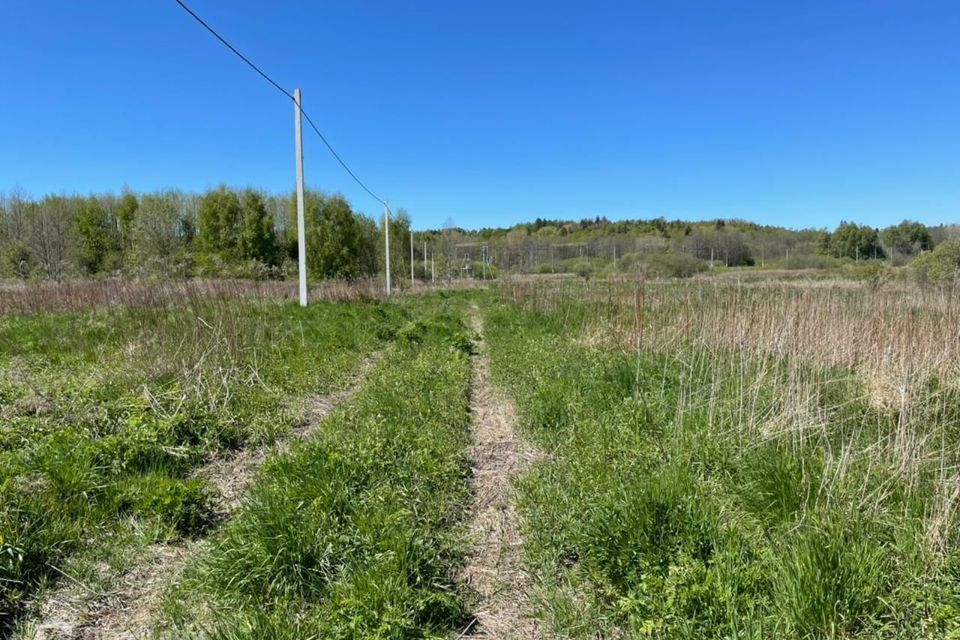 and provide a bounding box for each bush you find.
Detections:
[535,262,562,274]
[912,241,960,284]
[644,252,708,278]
